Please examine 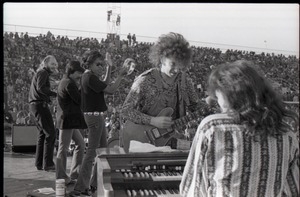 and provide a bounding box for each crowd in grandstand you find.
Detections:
[3,31,299,142]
